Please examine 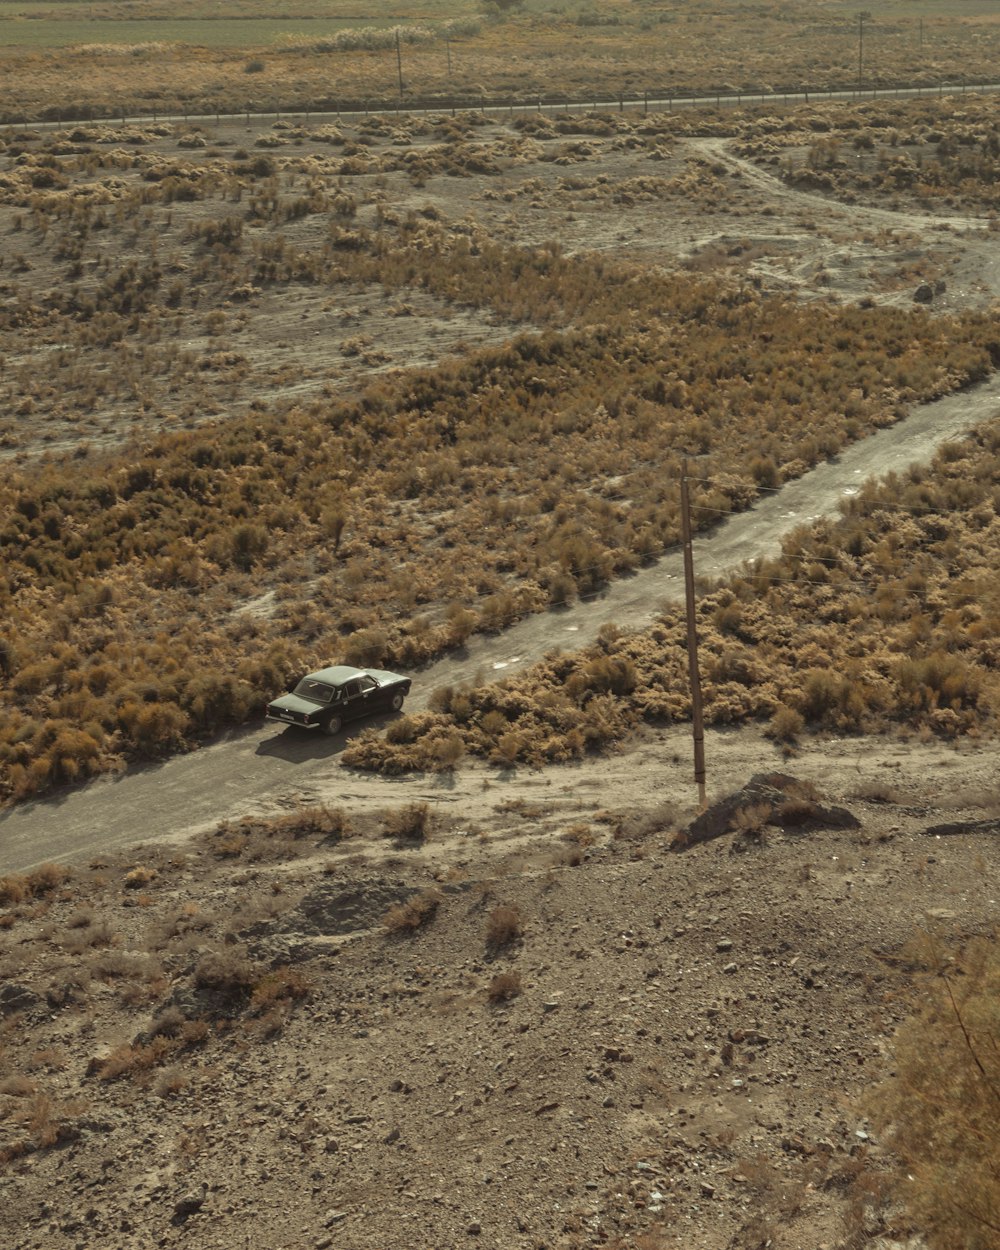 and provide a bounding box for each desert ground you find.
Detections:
[2,91,1000,1250]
